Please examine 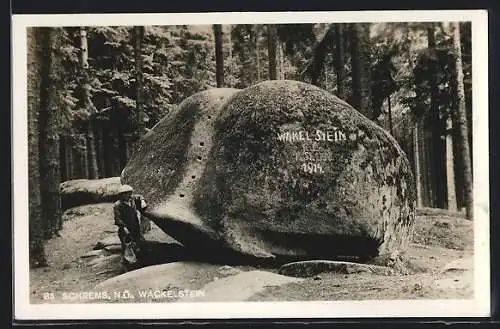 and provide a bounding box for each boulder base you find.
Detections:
[278,260,395,278]
[122,81,416,264]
